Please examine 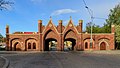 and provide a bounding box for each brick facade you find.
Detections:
[6,18,115,51]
